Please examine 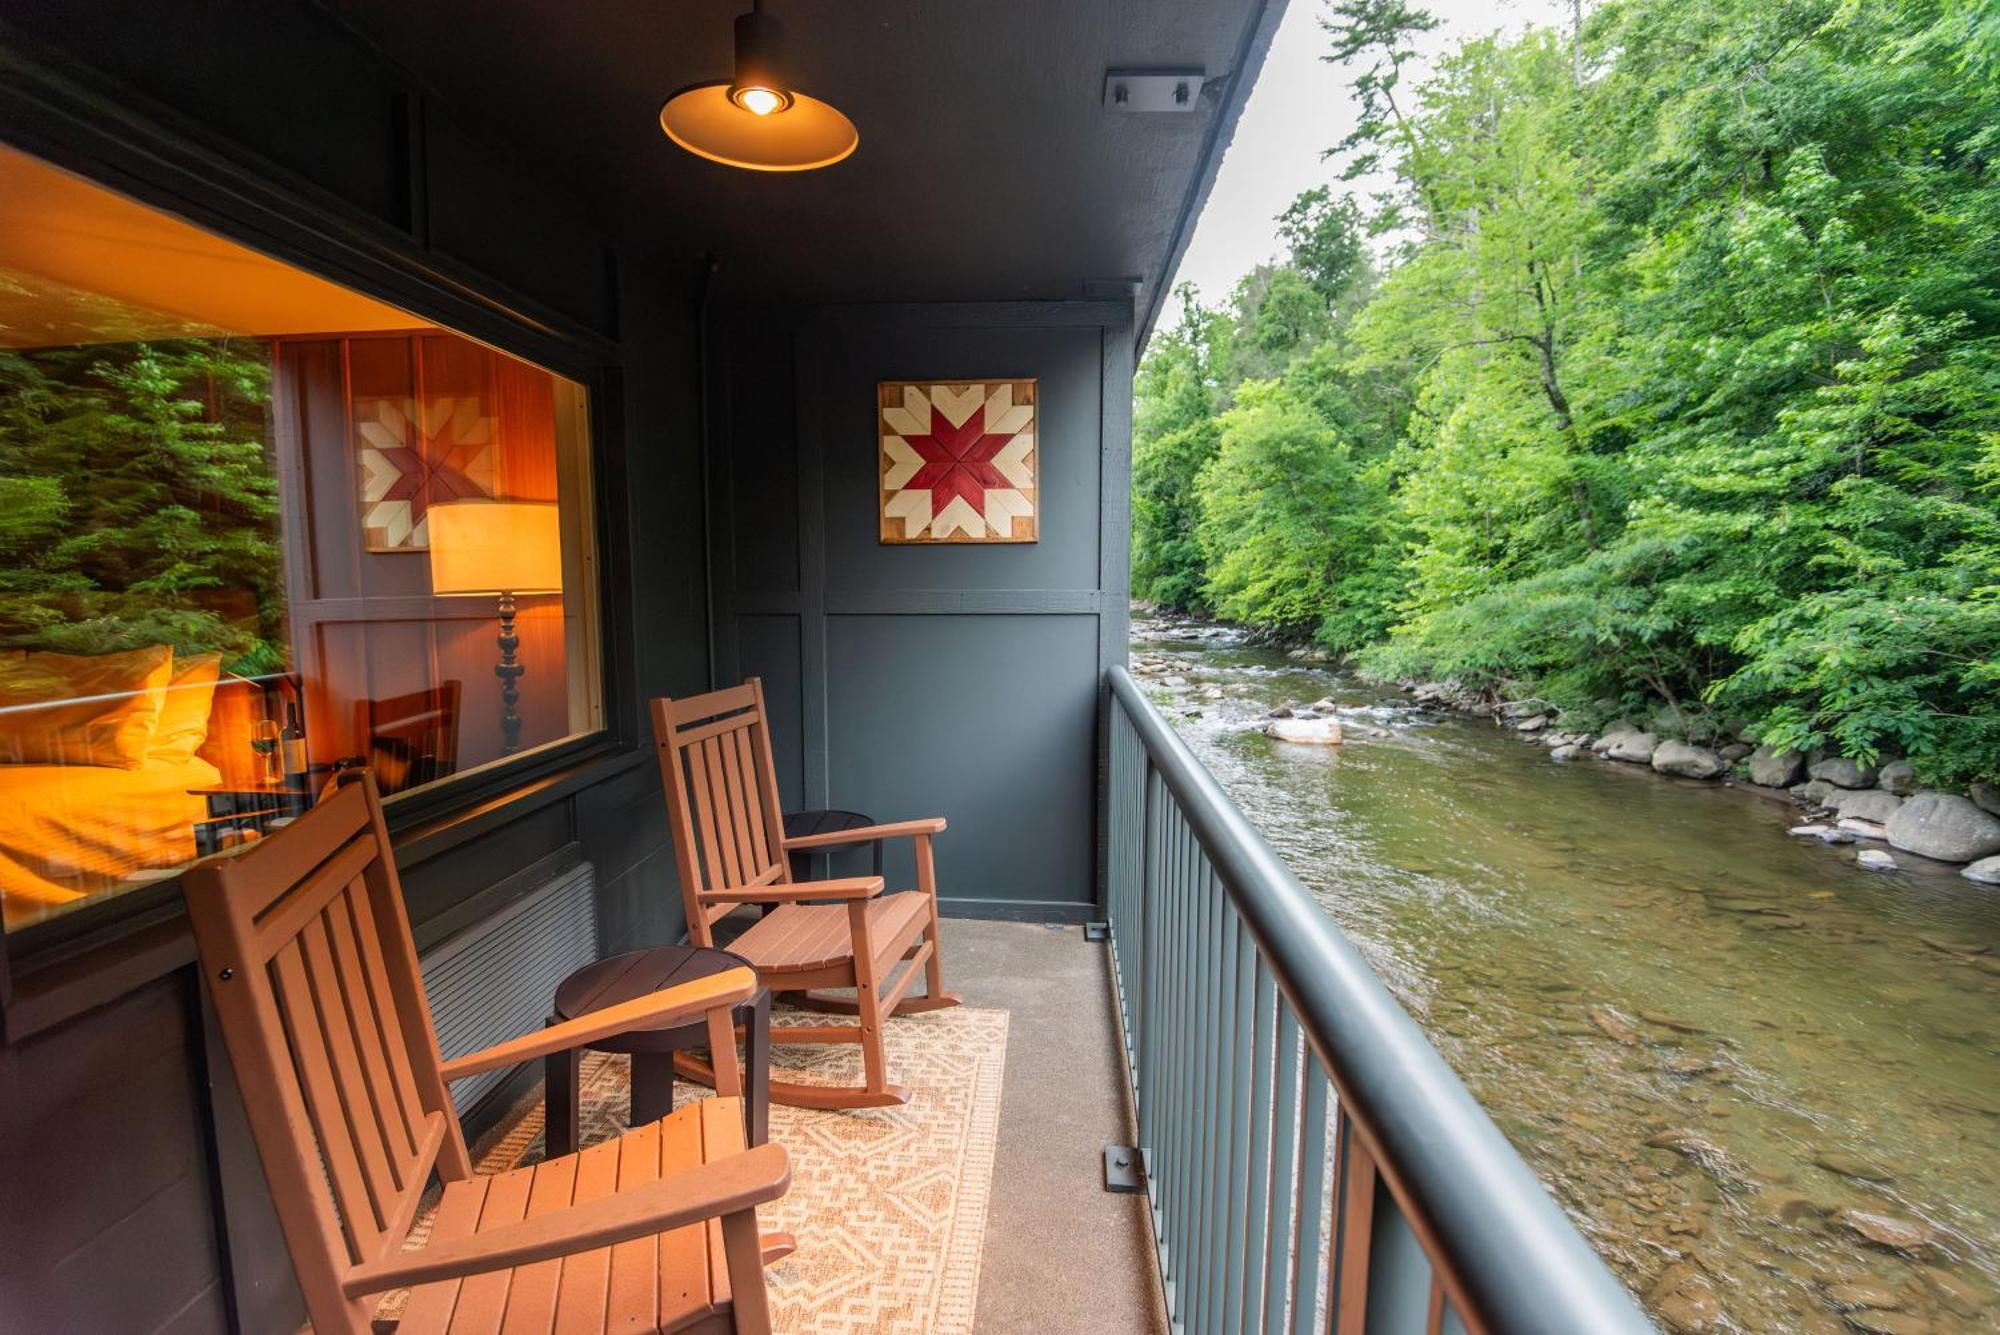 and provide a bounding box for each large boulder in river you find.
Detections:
[1652,741,1726,779]
[1971,781,2000,817]
[1604,731,1658,764]
[1808,755,1878,789]
[1876,759,1918,795]
[1747,746,1805,788]
[1960,856,2000,886]
[1828,789,1903,824]
[1264,717,1343,745]
[1885,793,2000,864]
[1590,721,1641,754]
